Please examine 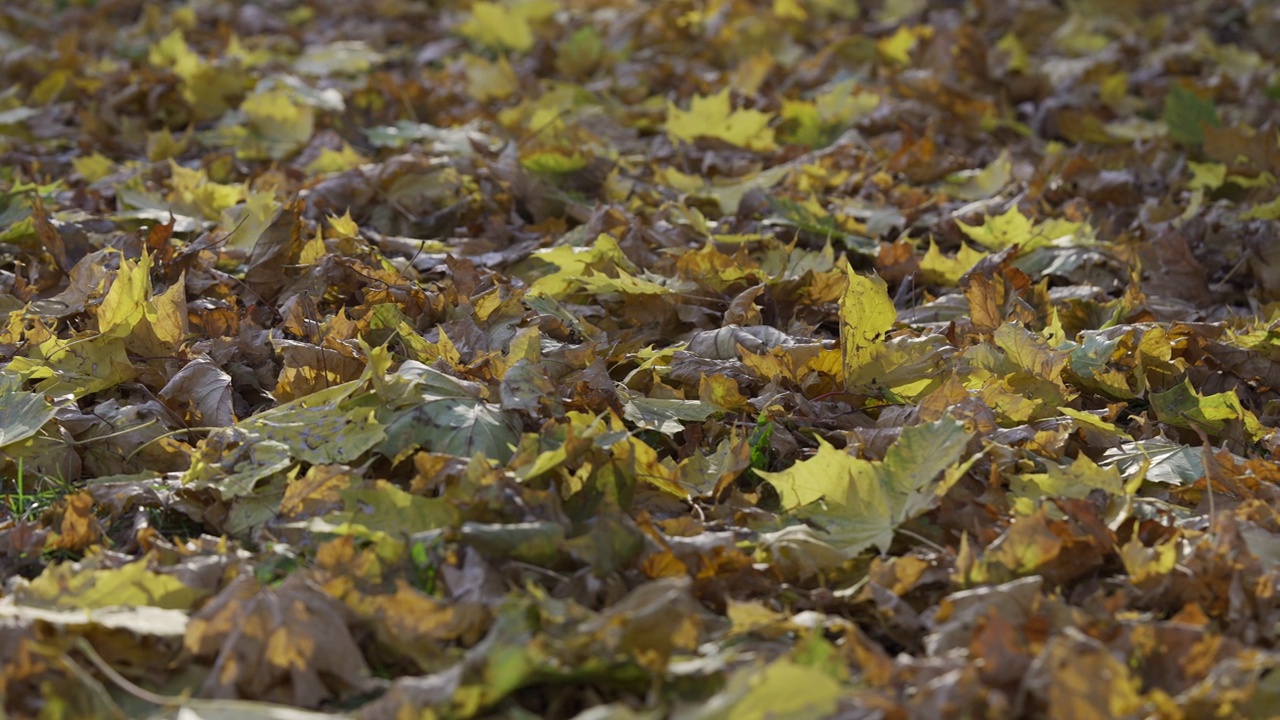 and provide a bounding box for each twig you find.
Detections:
[73,637,190,708]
